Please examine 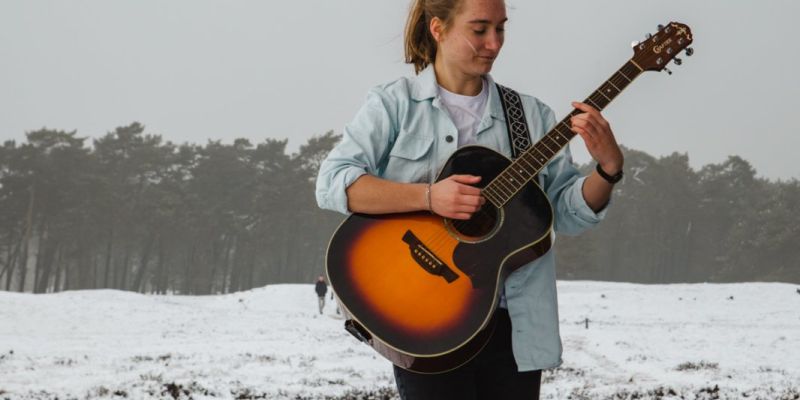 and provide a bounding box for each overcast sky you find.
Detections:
[2,1,798,180]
